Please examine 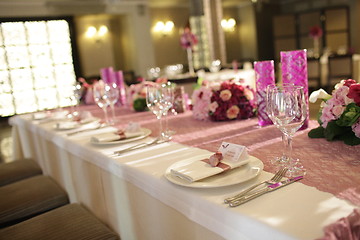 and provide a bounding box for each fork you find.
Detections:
[224,167,288,204]
[112,137,162,155]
